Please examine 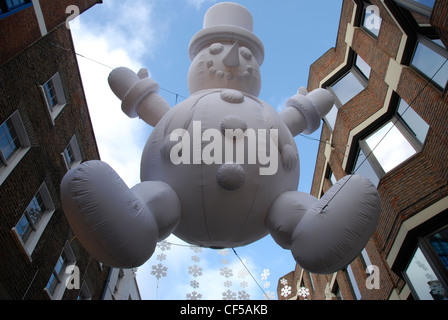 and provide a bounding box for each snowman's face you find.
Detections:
[187,41,261,96]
